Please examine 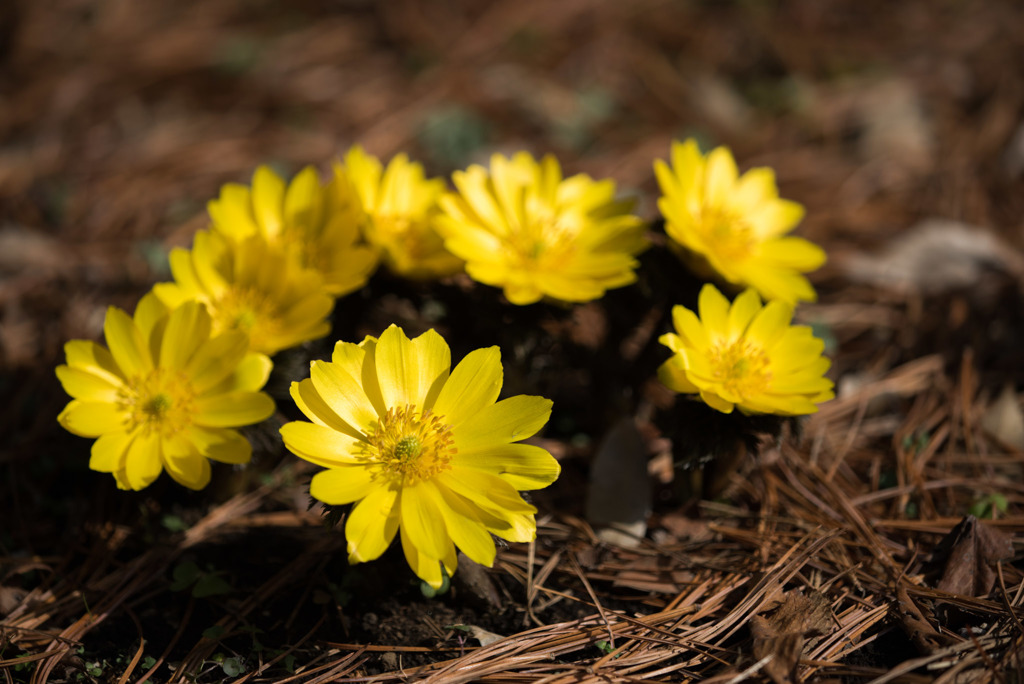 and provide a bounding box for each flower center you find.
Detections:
[709,339,771,399]
[212,287,275,349]
[364,405,456,486]
[511,206,582,266]
[120,368,196,438]
[698,206,756,261]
